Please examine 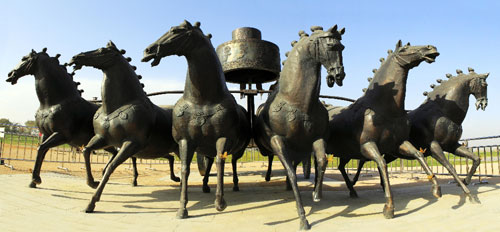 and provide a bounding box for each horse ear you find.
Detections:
[194,21,201,28]
[107,40,117,48]
[31,49,36,54]
[395,40,402,50]
[406,42,411,46]
[328,25,338,32]
[339,27,345,35]
[182,20,193,29]
[484,73,490,79]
